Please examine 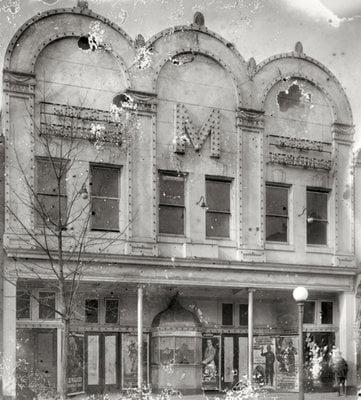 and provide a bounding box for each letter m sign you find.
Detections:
[174,103,221,158]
